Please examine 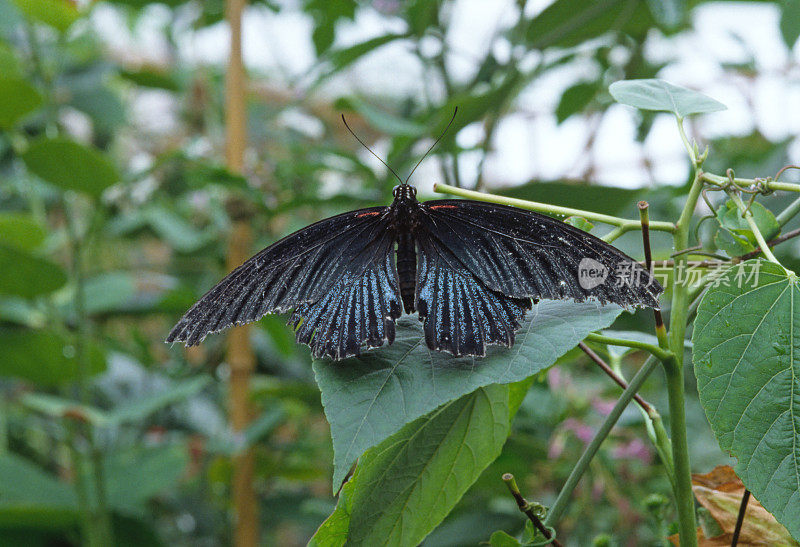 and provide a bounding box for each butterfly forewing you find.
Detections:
[415,200,662,308]
[166,206,399,349]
